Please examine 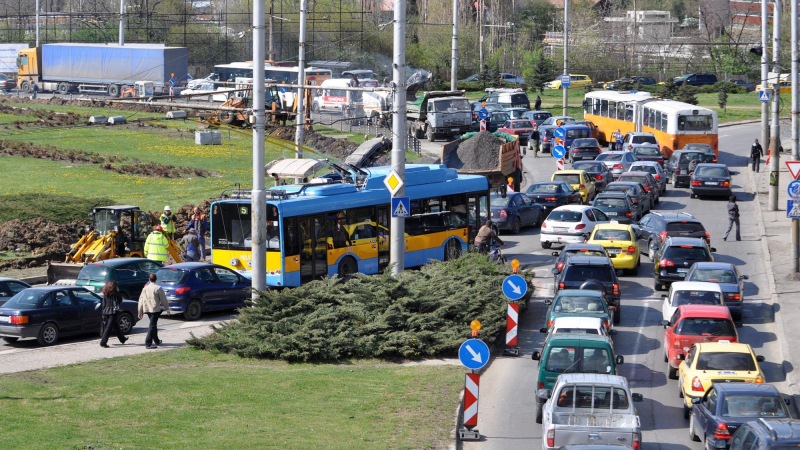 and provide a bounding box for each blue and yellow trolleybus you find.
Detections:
[210,165,490,287]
